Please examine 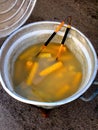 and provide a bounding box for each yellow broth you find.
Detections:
[13,43,82,102]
